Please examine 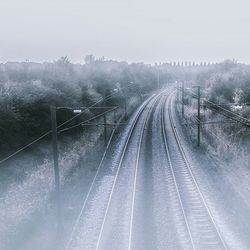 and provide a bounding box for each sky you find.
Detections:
[0,0,250,64]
